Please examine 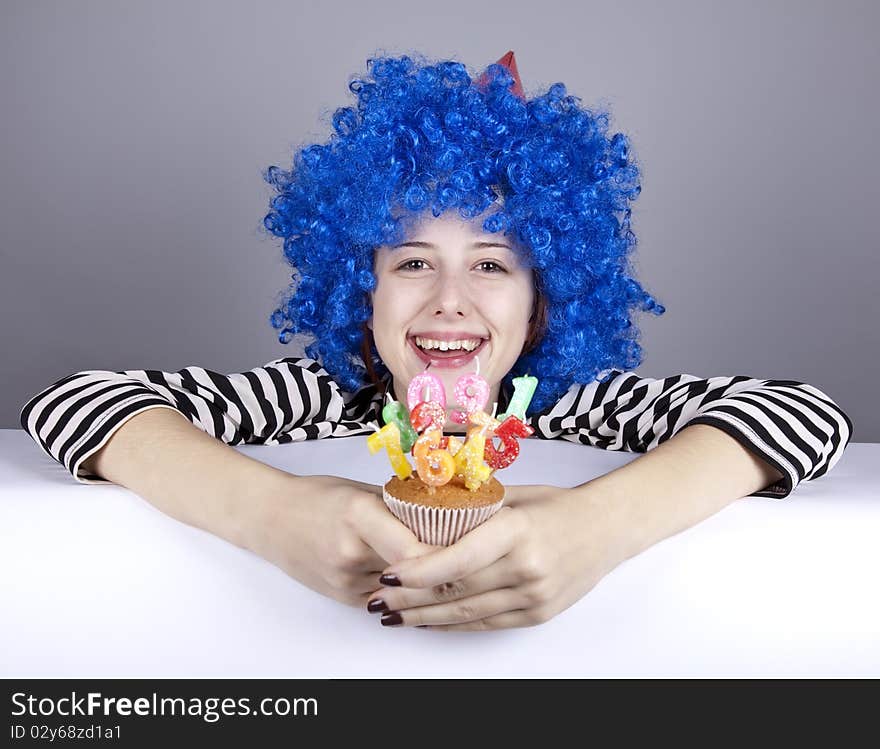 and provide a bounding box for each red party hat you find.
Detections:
[475,50,525,100]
